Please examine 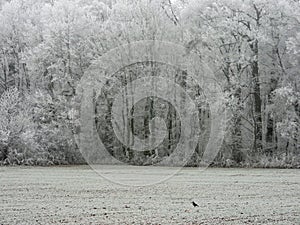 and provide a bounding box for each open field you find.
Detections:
[0,166,299,224]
